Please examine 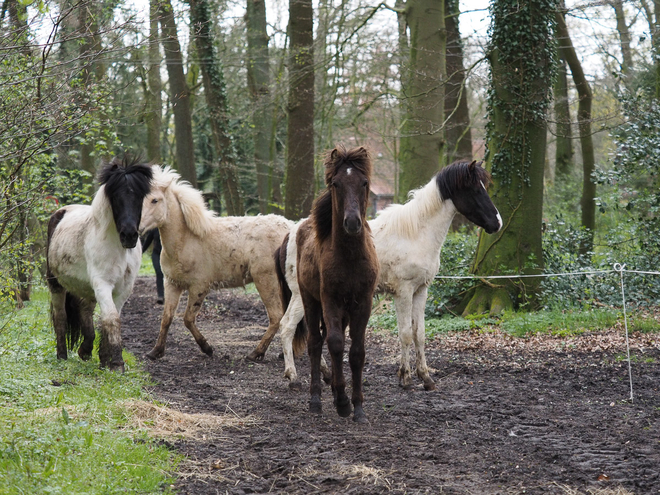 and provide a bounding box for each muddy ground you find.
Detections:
[121,277,660,494]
